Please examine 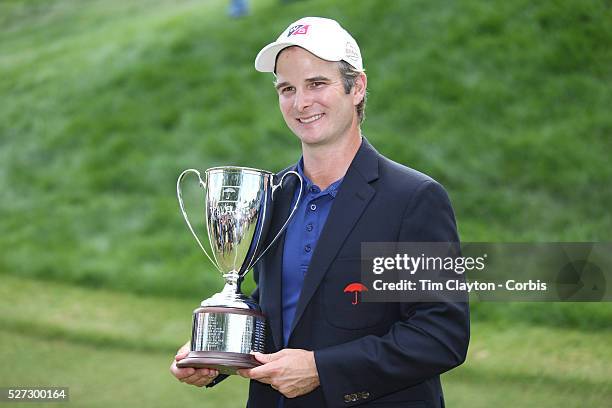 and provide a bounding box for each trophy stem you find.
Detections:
[222,271,240,293]
[201,270,255,308]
